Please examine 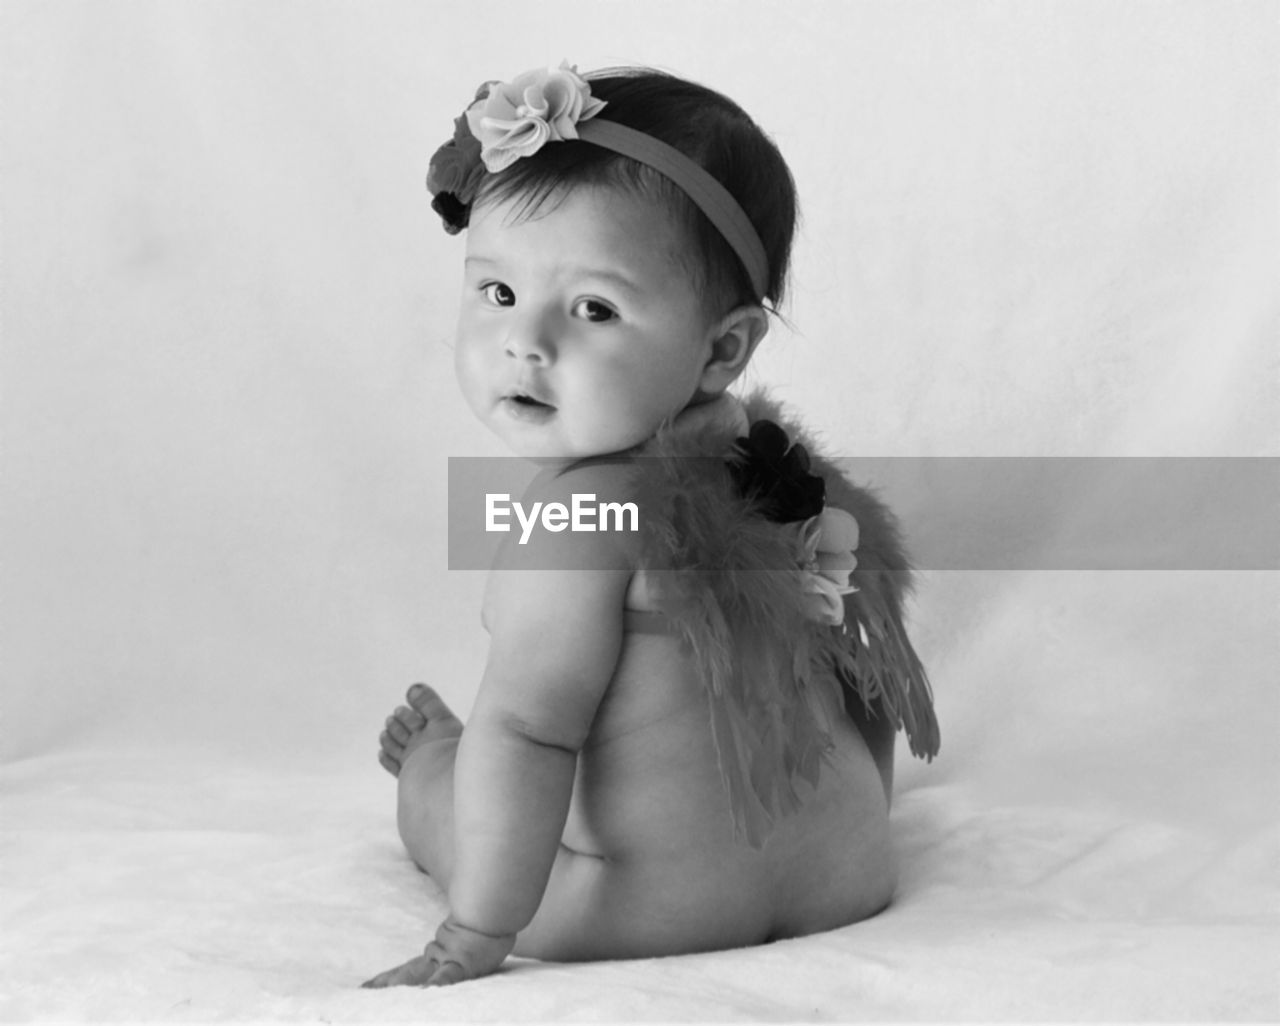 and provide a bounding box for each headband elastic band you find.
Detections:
[576,119,770,301]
